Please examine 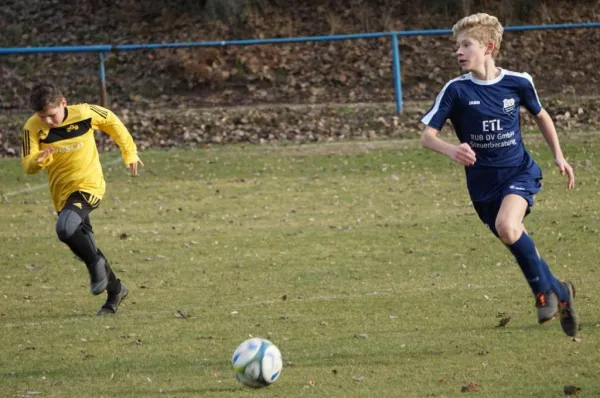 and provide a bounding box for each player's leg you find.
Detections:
[496,194,566,324]
[536,253,578,335]
[56,192,129,315]
[56,193,108,295]
[76,197,129,316]
[524,237,569,303]
[91,213,128,316]
[79,214,123,298]
[496,194,550,292]
[472,197,550,318]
